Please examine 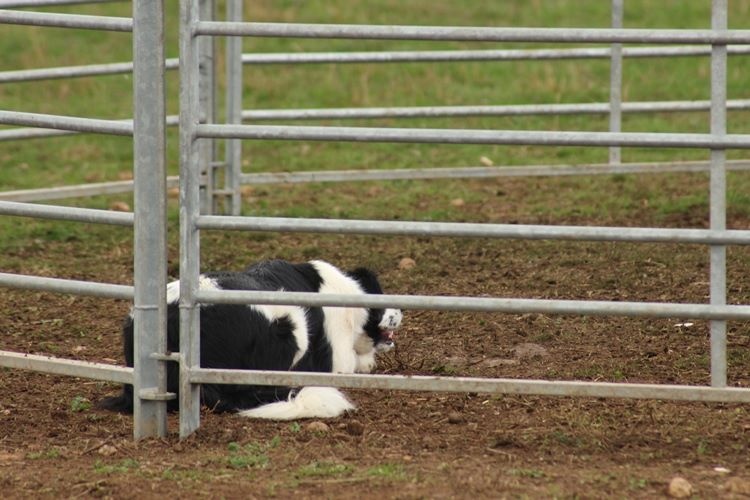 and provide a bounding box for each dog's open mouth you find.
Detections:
[376,308,402,352]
